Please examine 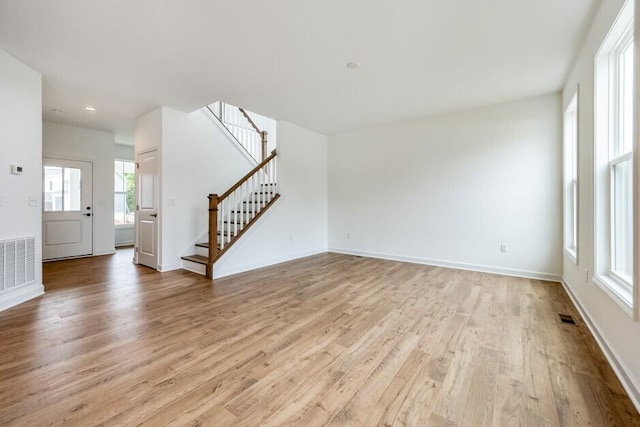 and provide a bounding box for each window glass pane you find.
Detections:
[114,160,135,225]
[63,167,82,211]
[44,166,63,212]
[114,193,125,225]
[114,170,125,192]
[613,159,633,280]
[618,39,634,156]
[571,178,577,249]
[124,161,135,174]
